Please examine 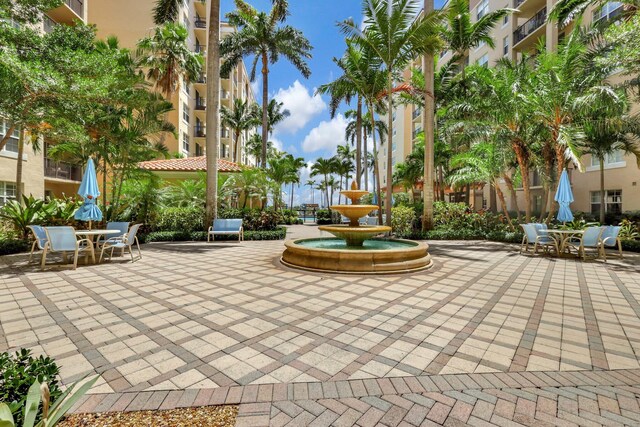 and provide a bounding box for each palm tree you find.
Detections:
[221,0,312,168]
[286,155,306,209]
[305,179,316,204]
[423,0,436,230]
[317,43,368,189]
[152,0,184,24]
[339,0,442,227]
[549,0,637,26]
[266,99,290,136]
[136,23,203,97]
[311,157,337,209]
[221,99,260,163]
[205,0,220,225]
[449,142,516,228]
[575,79,640,223]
